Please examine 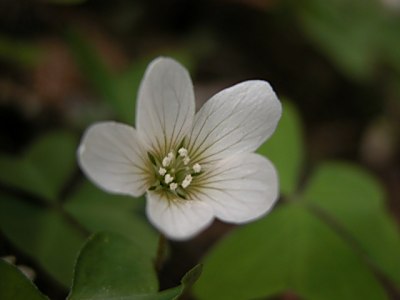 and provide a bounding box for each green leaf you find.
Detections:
[296,0,388,80]
[0,259,48,300]
[68,232,202,300]
[258,101,304,196]
[193,204,387,300]
[68,232,158,300]
[64,181,158,257]
[303,162,400,287]
[0,158,52,201]
[0,131,78,203]
[0,194,86,287]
